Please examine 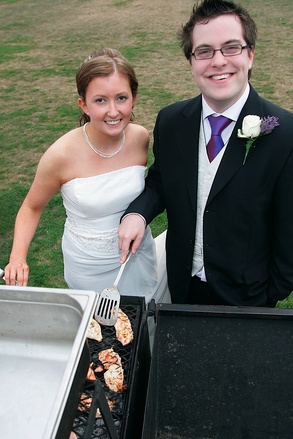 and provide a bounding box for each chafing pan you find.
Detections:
[0,285,97,439]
